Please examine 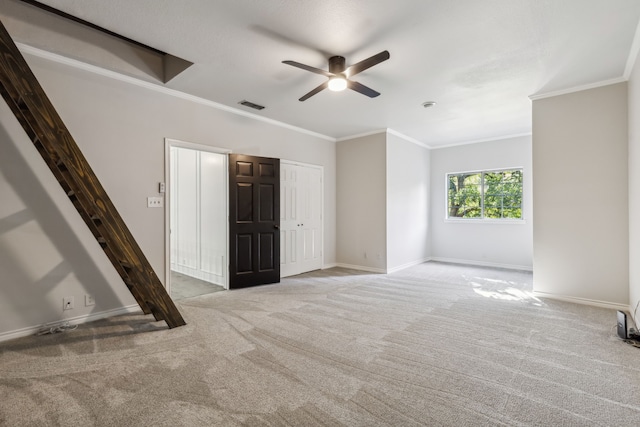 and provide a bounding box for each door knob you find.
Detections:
[274,224,279,229]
